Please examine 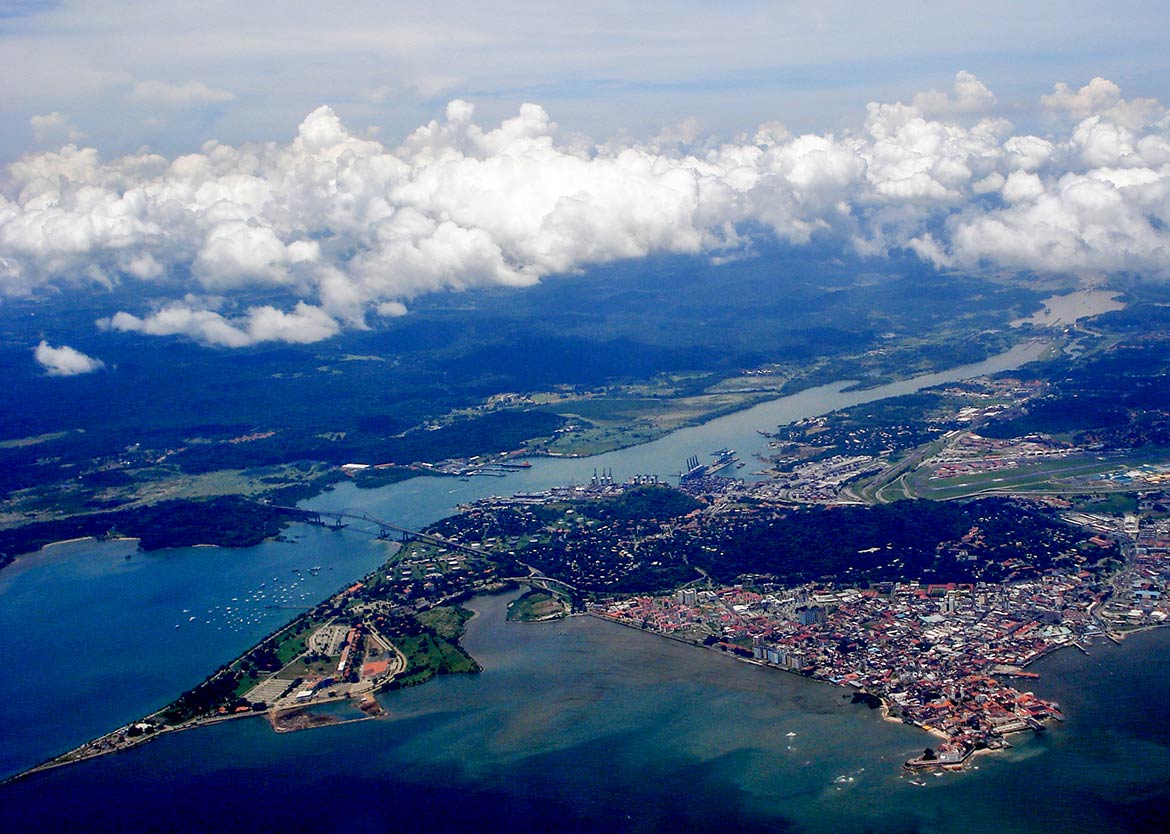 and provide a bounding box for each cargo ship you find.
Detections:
[709,448,737,474]
[680,449,740,481]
